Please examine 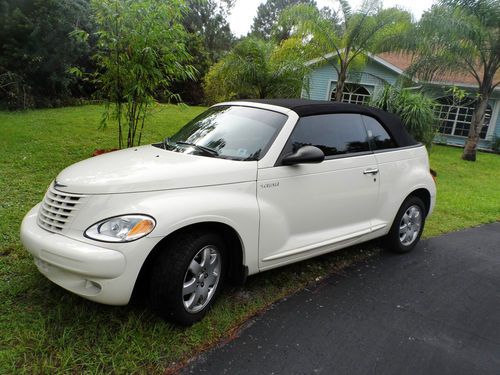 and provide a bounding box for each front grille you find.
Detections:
[38,183,87,233]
